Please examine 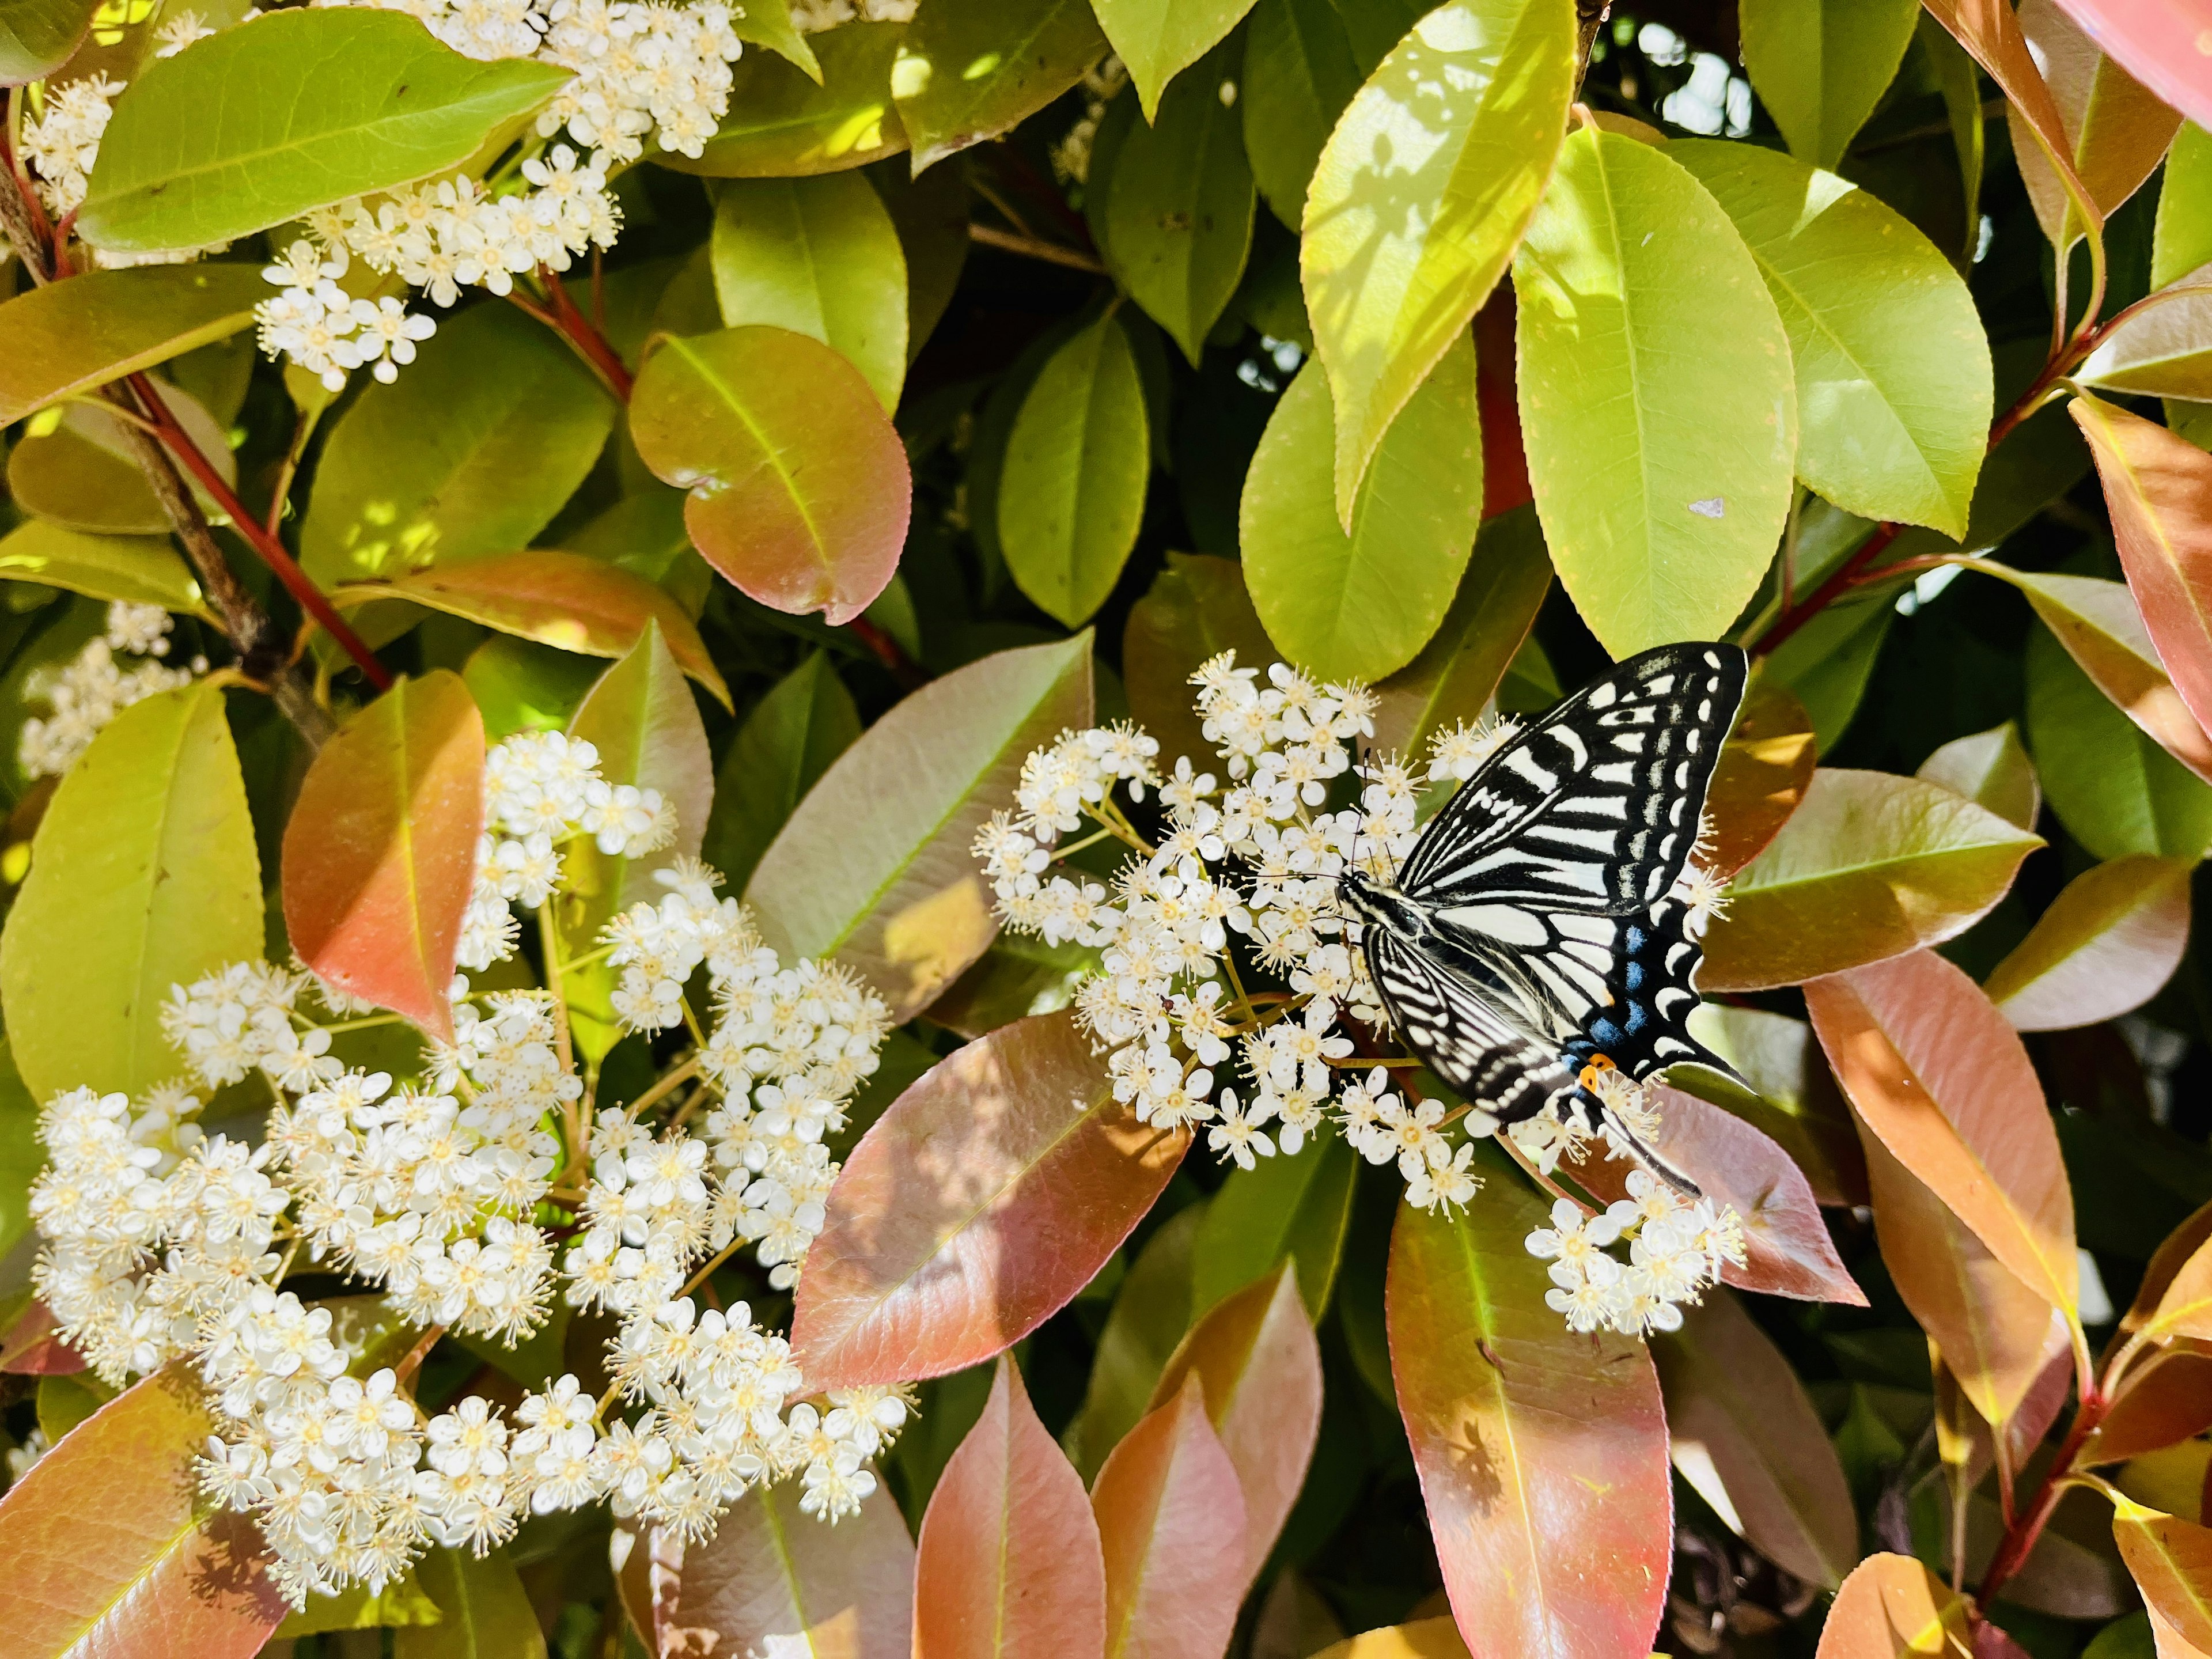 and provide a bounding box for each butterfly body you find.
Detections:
[1343,643,1749,1164]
